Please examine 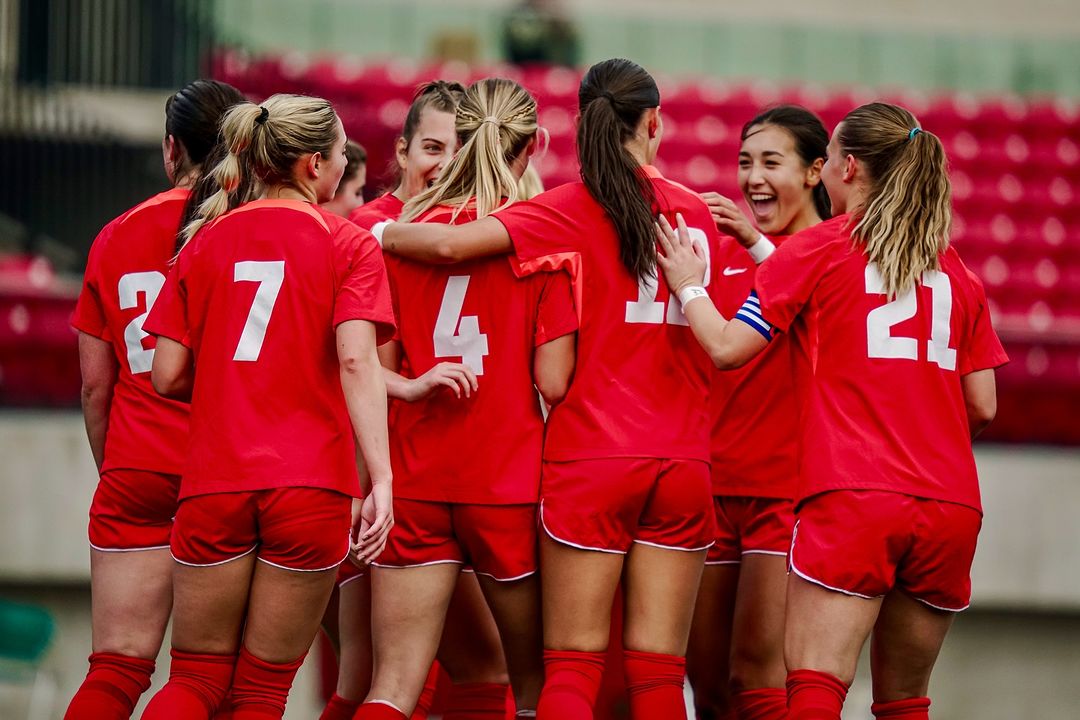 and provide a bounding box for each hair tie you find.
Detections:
[600,90,616,104]
[481,116,502,127]
[908,127,922,140]
[255,106,269,125]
